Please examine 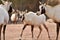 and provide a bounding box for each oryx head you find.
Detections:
[1,0,12,13]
